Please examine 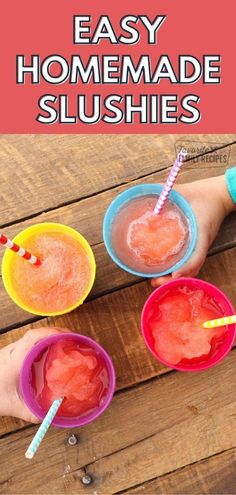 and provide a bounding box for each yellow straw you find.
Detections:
[202,315,236,329]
